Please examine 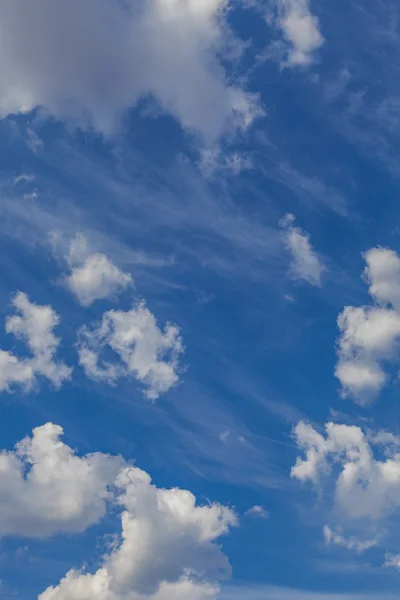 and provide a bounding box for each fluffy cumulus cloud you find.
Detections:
[0,0,262,140]
[335,247,400,403]
[275,0,324,66]
[279,213,325,286]
[39,463,237,600]
[0,423,122,537]
[292,420,400,520]
[64,234,133,307]
[0,292,71,392]
[78,303,183,399]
